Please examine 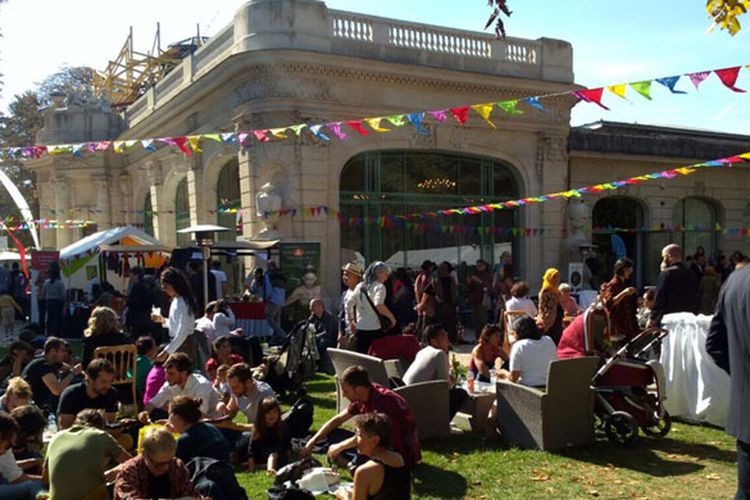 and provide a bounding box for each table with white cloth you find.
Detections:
[228,302,271,338]
[660,312,730,427]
